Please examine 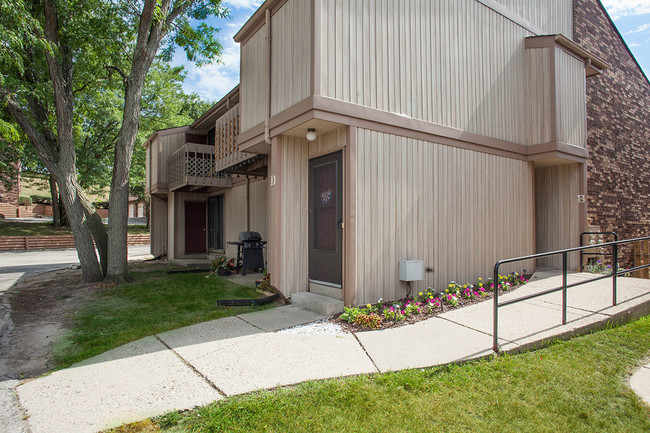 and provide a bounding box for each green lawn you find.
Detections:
[145,316,650,433]
[54,268,272,369]
[0,221,149,236]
